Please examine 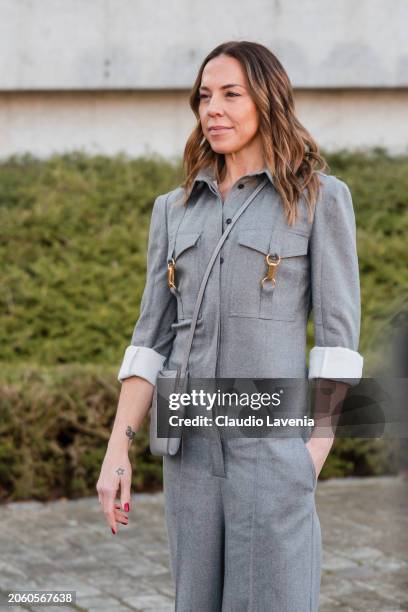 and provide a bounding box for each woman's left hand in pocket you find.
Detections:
[306,437,333,479]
